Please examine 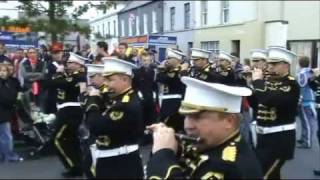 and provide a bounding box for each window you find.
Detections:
[222,1,230,23]
[121,20,125,37]
[102,23,105,37]
[108,22,110,36]
[170,7,175,31]
[201,1,208,26]
[152,10,157,33]
[184,3,190,29]
[128,18,132,36]
[201,41,220,51]
[136,16,140,35]
[143,13,148,34]
[113,20,116,36]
